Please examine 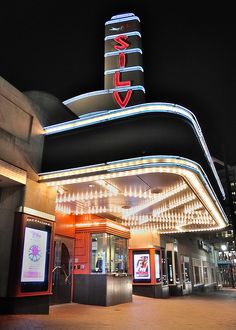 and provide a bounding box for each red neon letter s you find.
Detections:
[113,90,133,108]
[114,35,129,50]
